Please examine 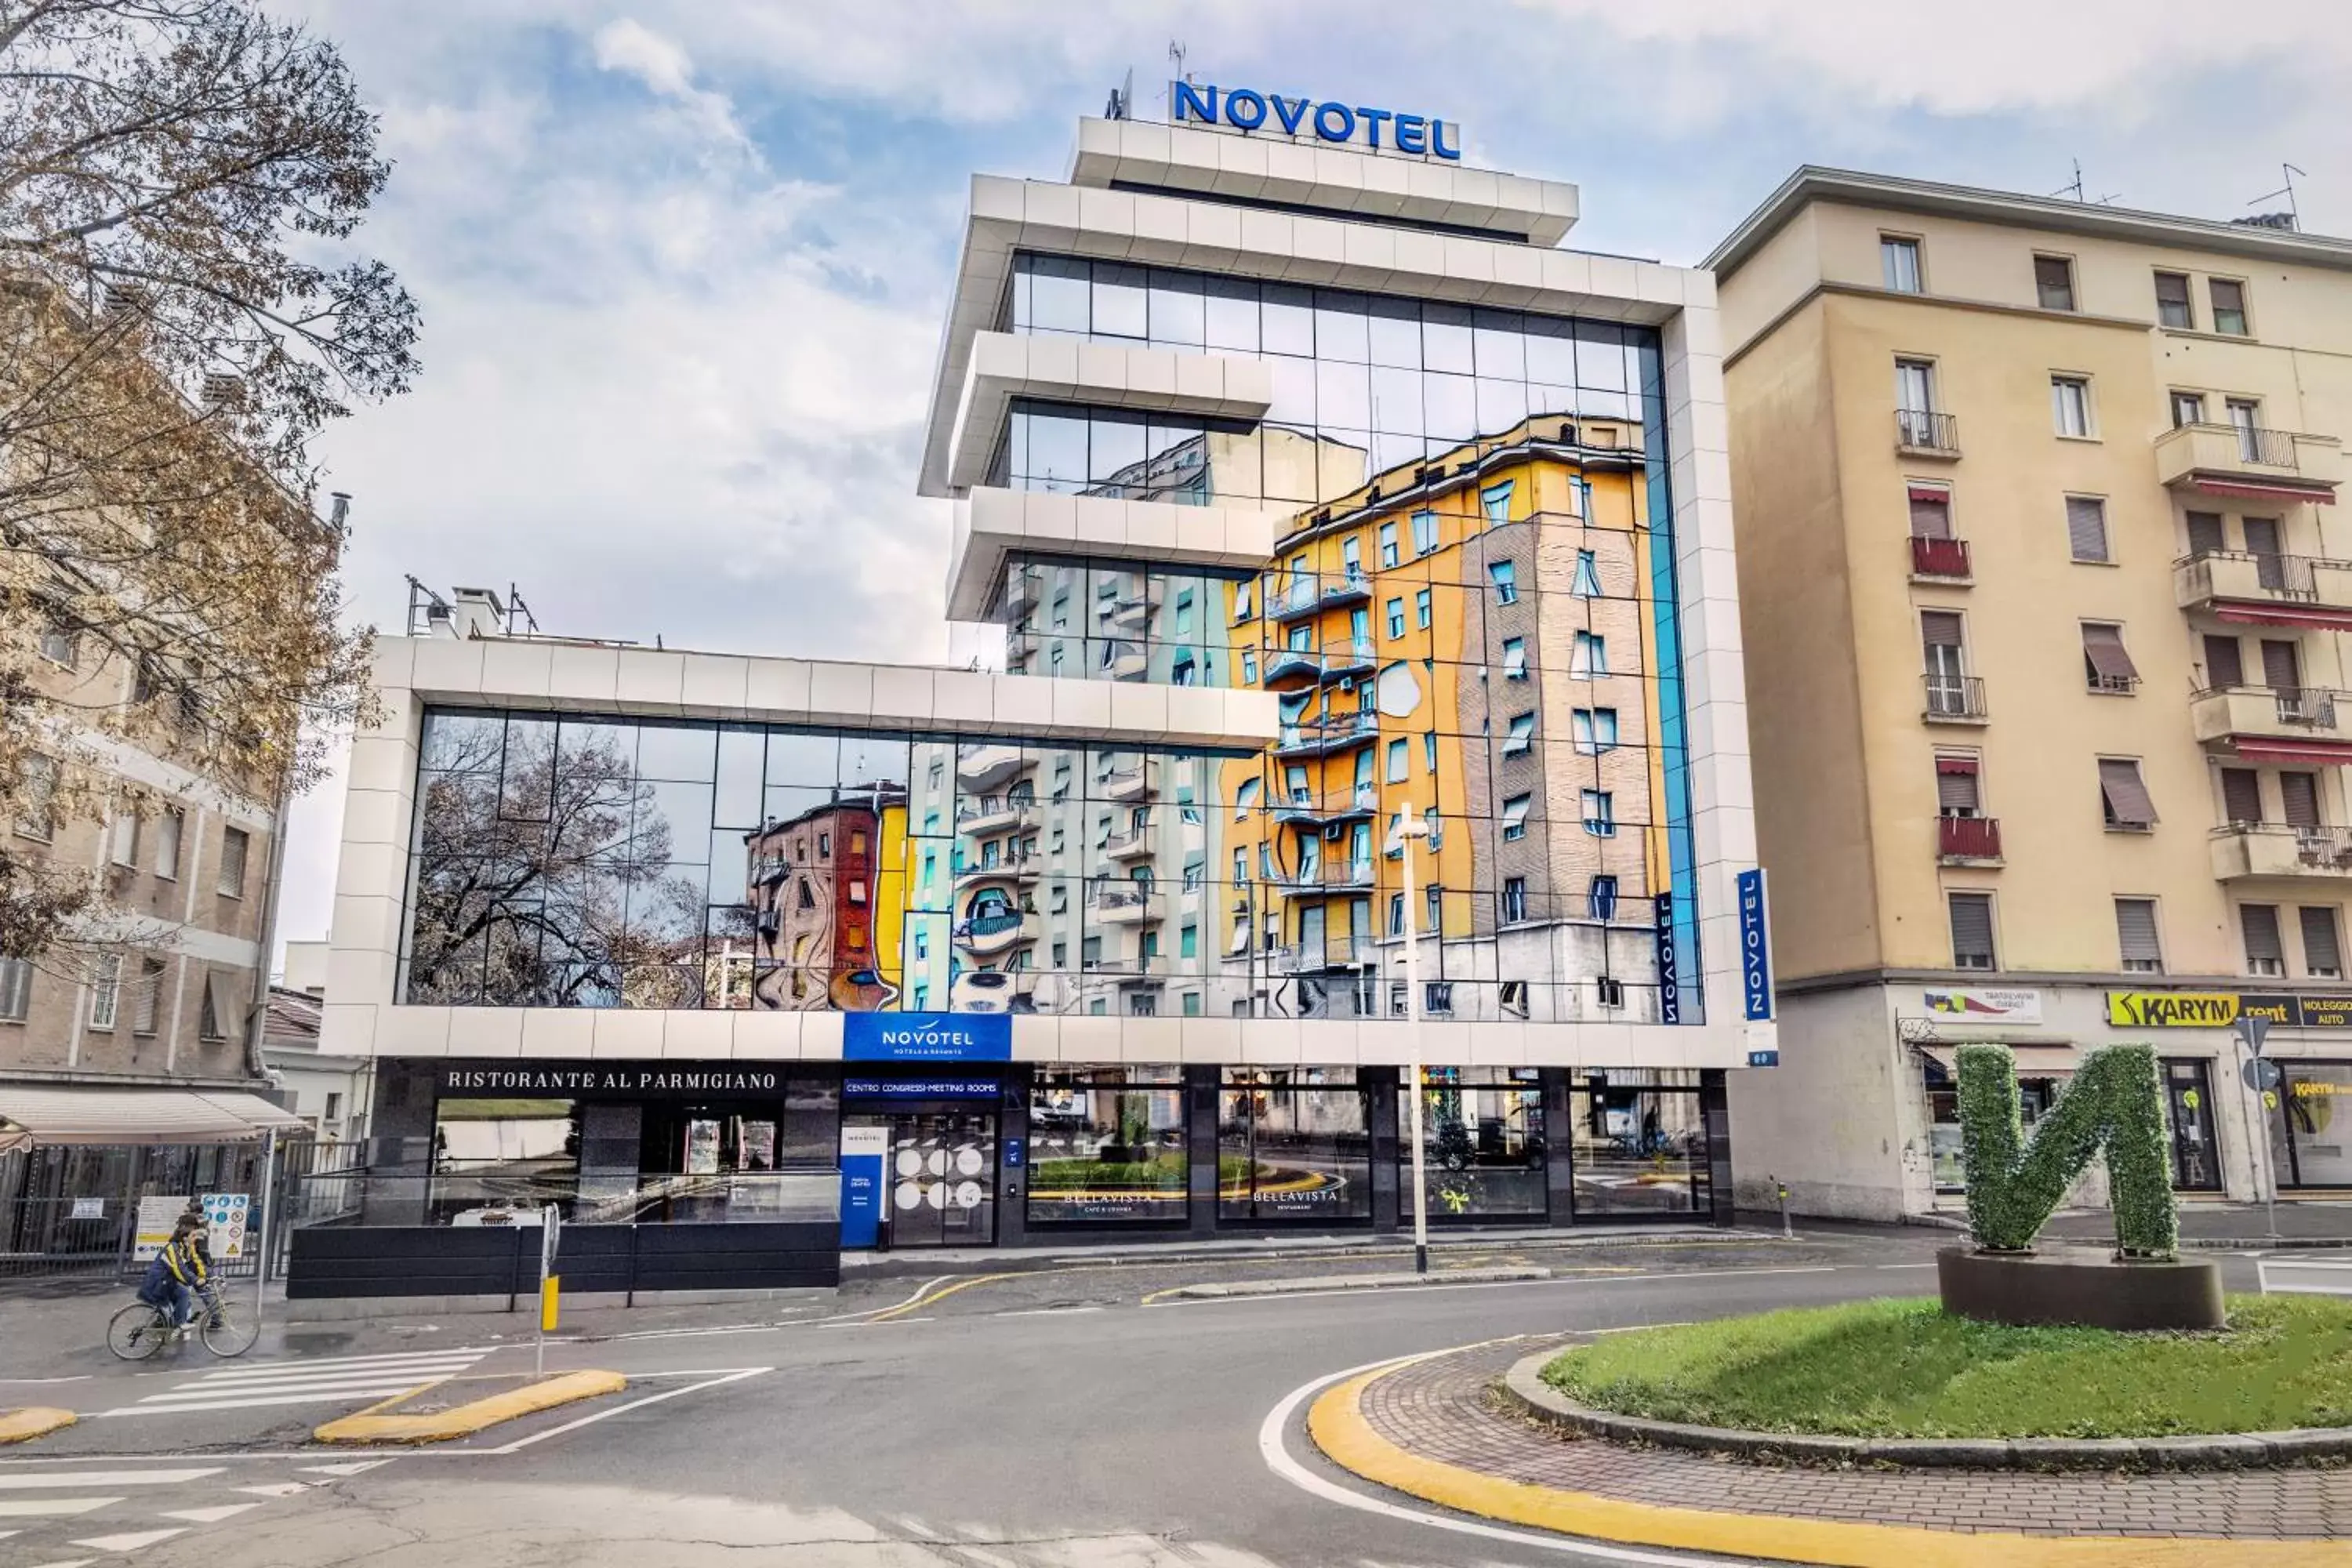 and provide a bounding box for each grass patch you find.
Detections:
[1542,1295,2352,1439]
